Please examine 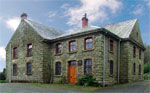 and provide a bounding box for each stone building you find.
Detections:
[5,13,145,85]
